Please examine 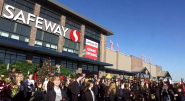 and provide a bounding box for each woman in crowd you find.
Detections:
[11,71,26,101]
[107,82,116,101]
[104,80,111,101]
[47,76,54,91]
[123,82,131,101]
[116,80,122,101]
[84,80,96,101]
[92,80,99,101]
[44,73,68,101]
[24,73,35,101]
